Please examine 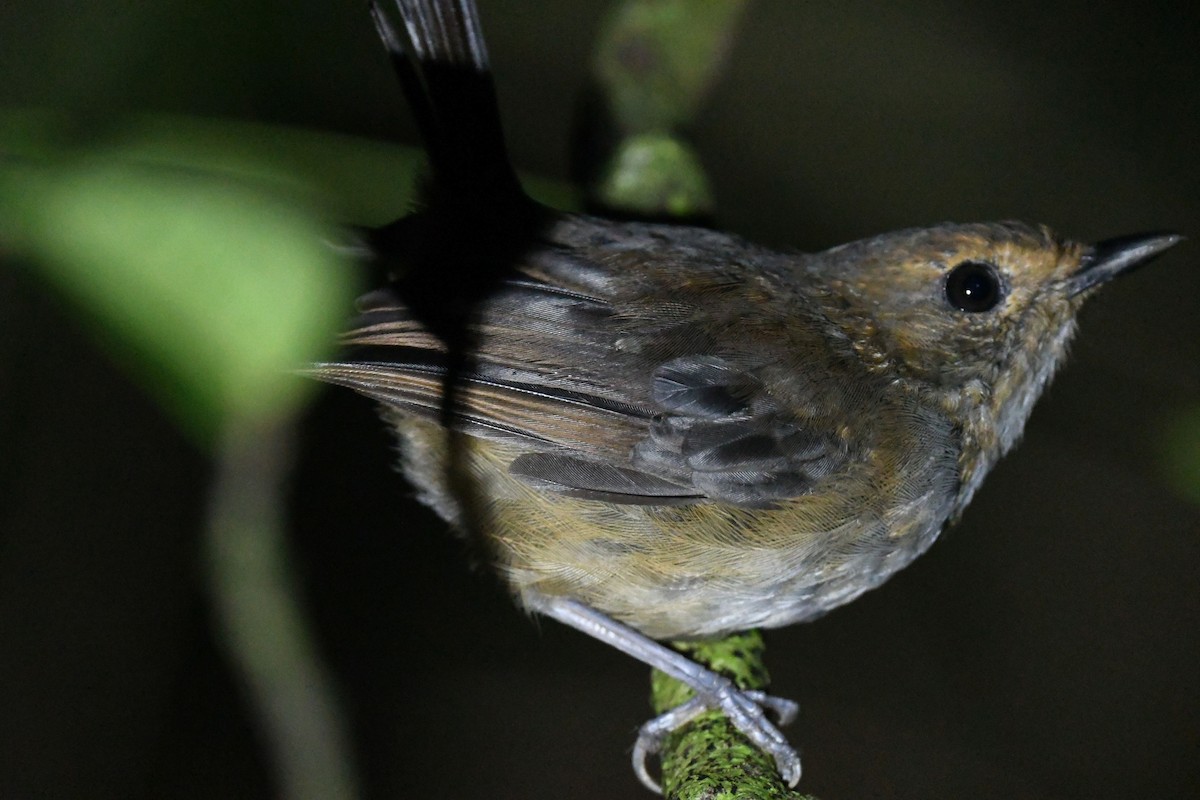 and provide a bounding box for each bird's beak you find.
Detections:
[1069,231,1184,296]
